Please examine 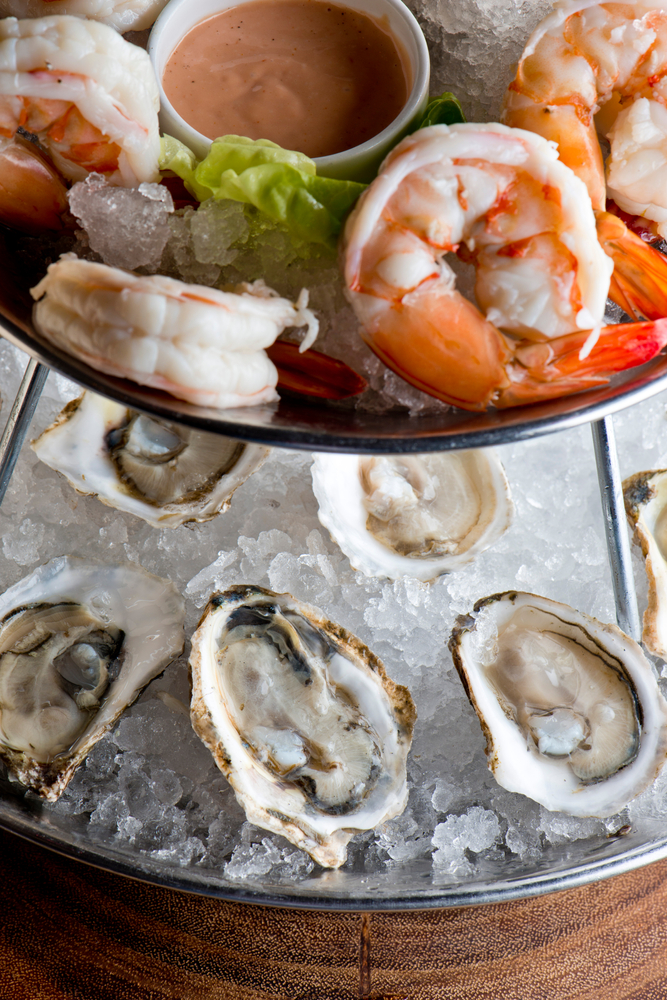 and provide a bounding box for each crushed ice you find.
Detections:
[68,174,174,271]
